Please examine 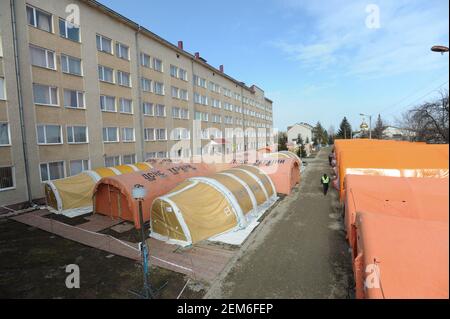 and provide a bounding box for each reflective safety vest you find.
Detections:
[322,176,330,184]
